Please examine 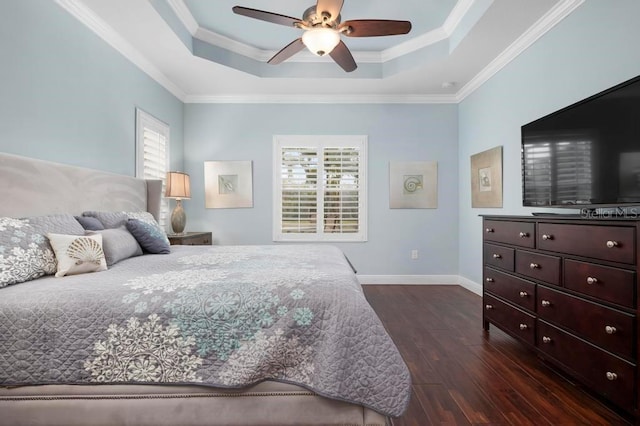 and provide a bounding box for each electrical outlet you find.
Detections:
[411,249,418,259]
